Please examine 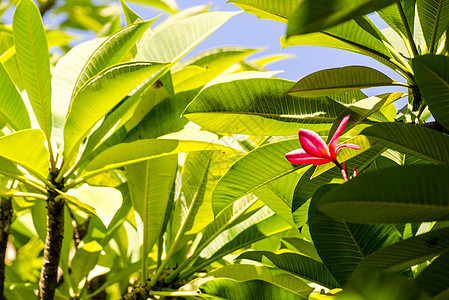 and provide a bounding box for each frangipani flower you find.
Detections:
[285,115,360,168]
